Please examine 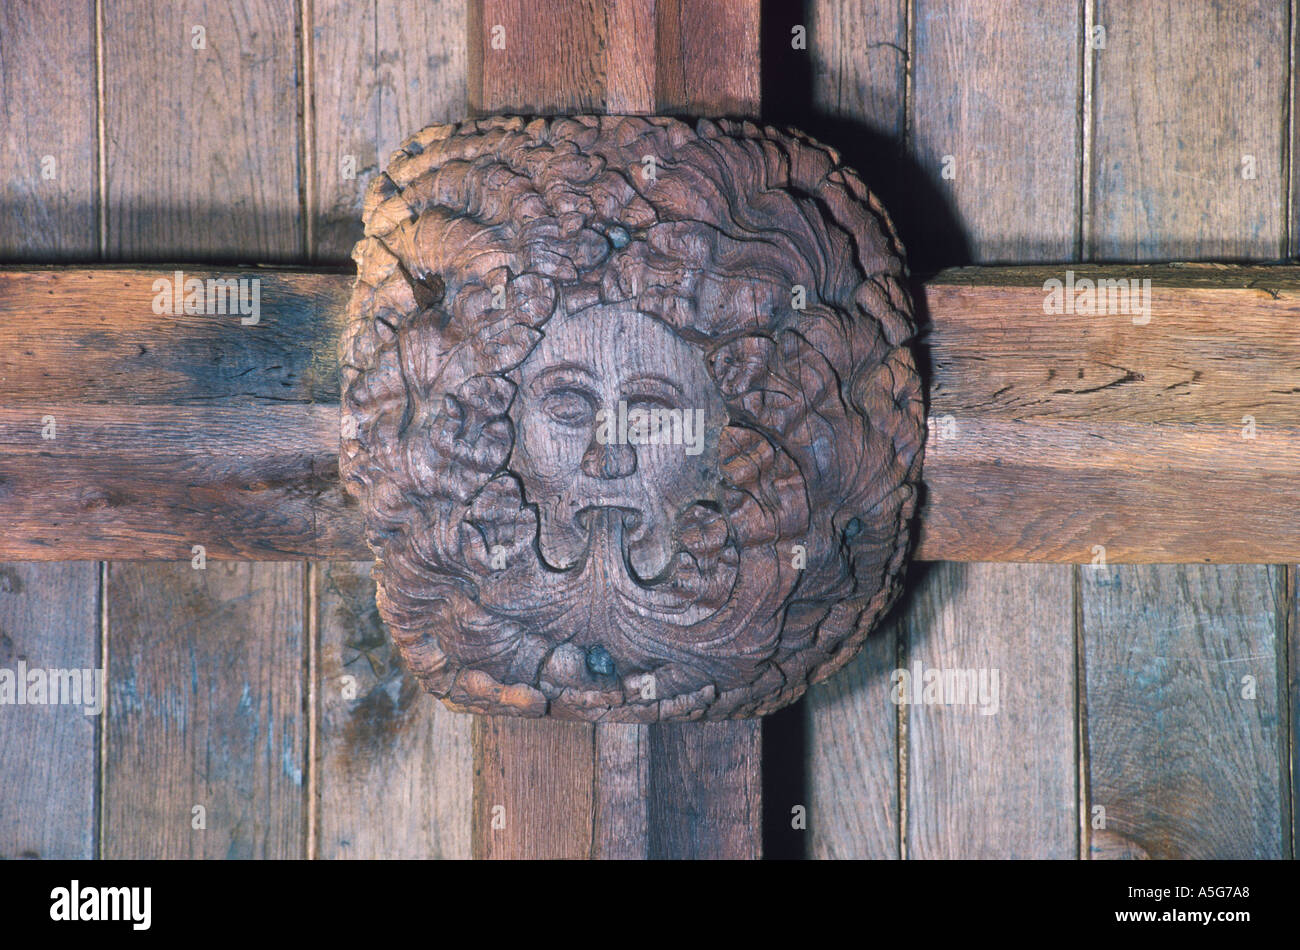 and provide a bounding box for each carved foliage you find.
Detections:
[340,115,923,721]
